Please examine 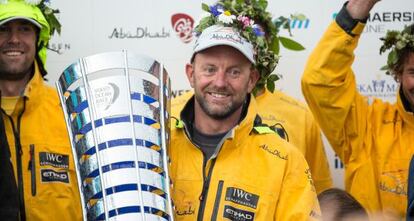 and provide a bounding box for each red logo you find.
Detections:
[171,13,194,43]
